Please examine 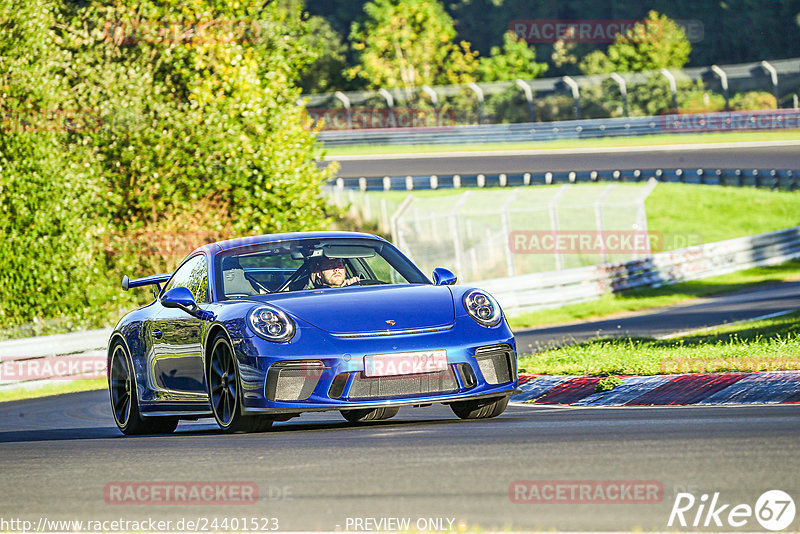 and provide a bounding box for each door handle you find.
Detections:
[152,329,163,339]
